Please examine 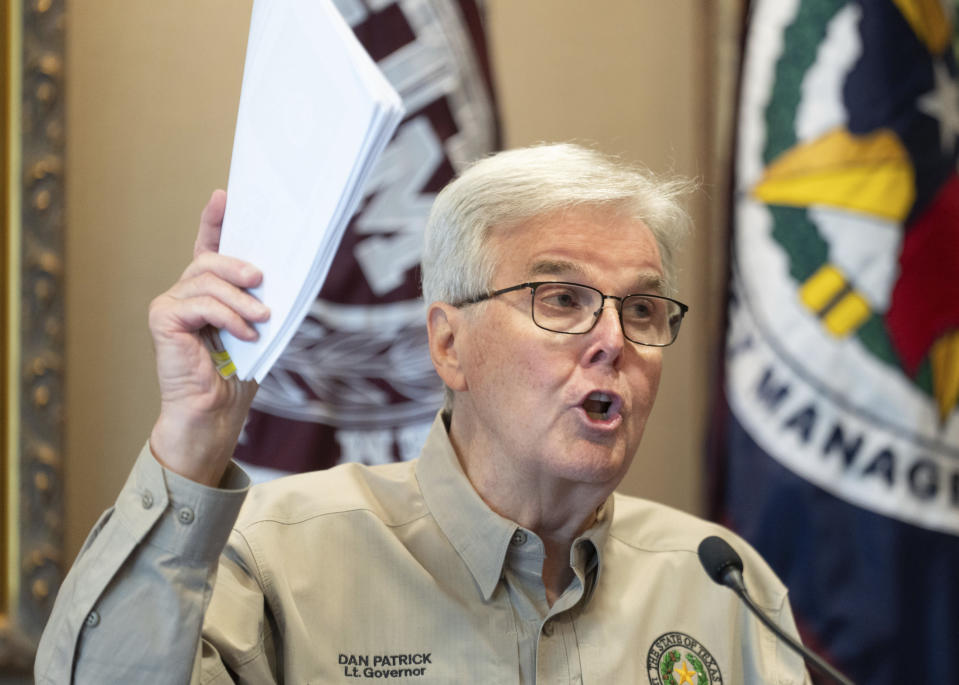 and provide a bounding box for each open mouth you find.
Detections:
[581,392,621,422]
